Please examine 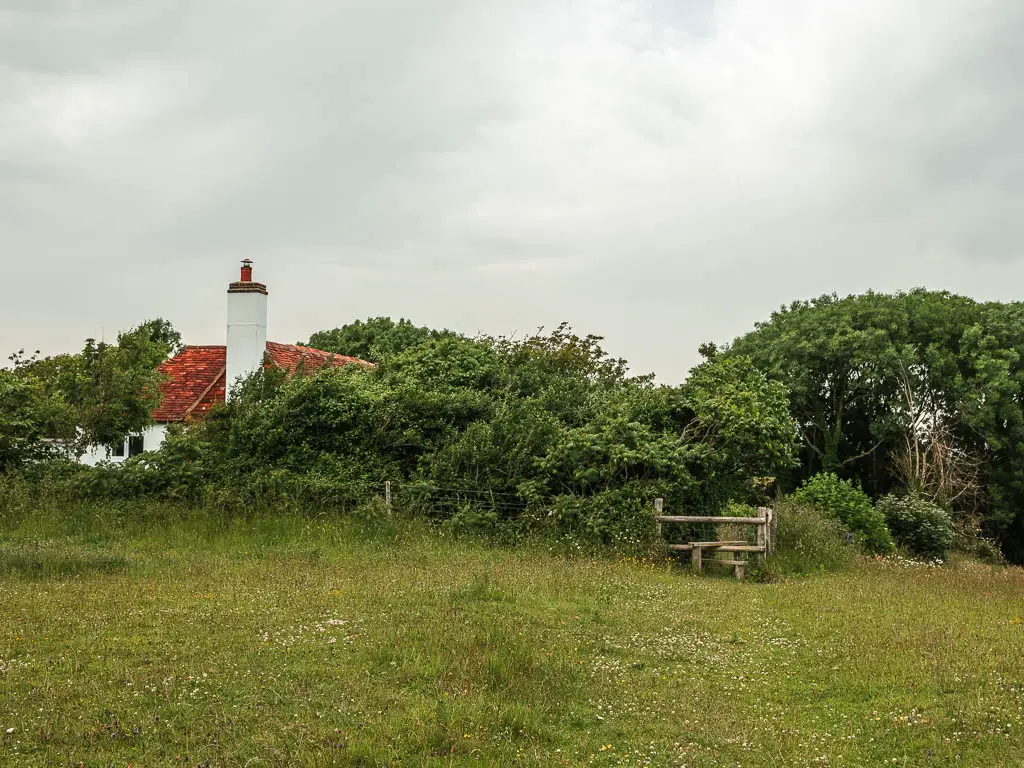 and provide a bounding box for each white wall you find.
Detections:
[78,424,169,466]
[79,441,117,467]
[144,424,169,452]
